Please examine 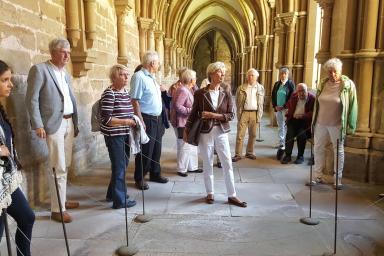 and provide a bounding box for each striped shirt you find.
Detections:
[100,87,134,136]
